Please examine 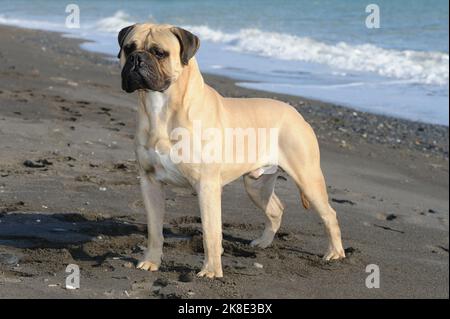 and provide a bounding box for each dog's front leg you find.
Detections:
[136,171,165,271]
[196,179,223,278]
